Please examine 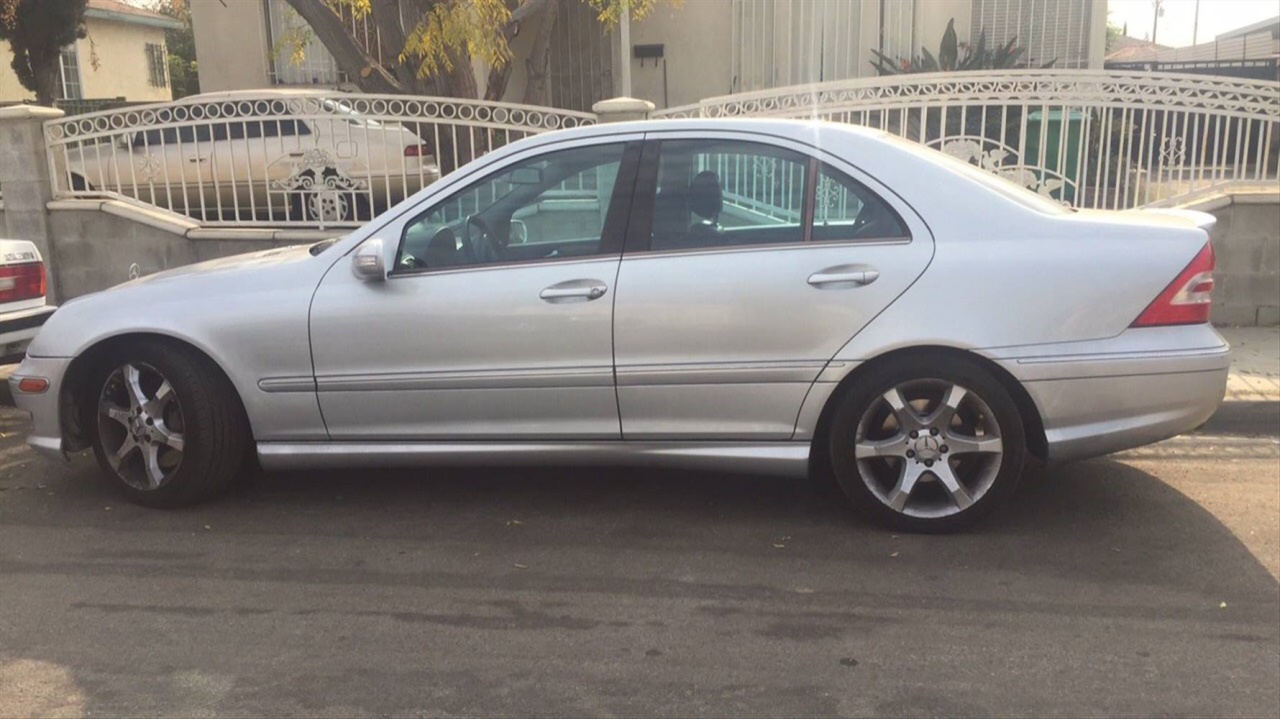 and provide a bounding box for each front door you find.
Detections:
[612,134,934,439]
[309,137,641,440]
